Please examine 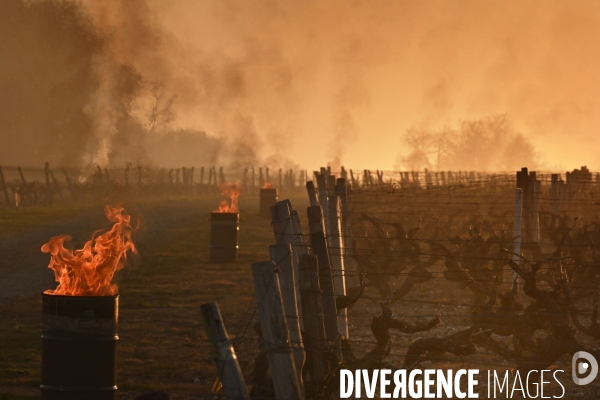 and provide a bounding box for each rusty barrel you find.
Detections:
[259,188,278,218]
[41,293,119,400]
[210,212,239,262]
